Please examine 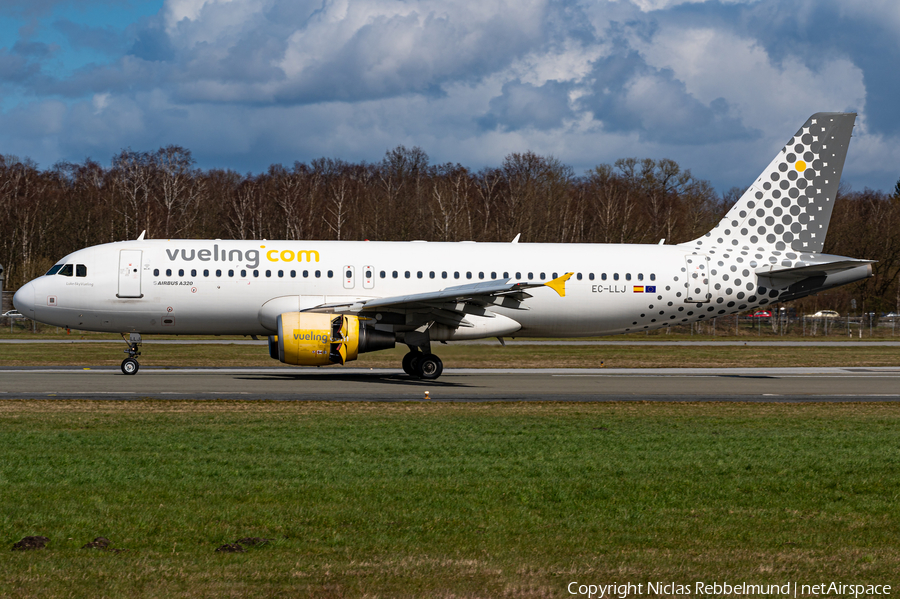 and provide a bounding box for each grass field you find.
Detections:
[2,340,900,369]
[1,401,898,598]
